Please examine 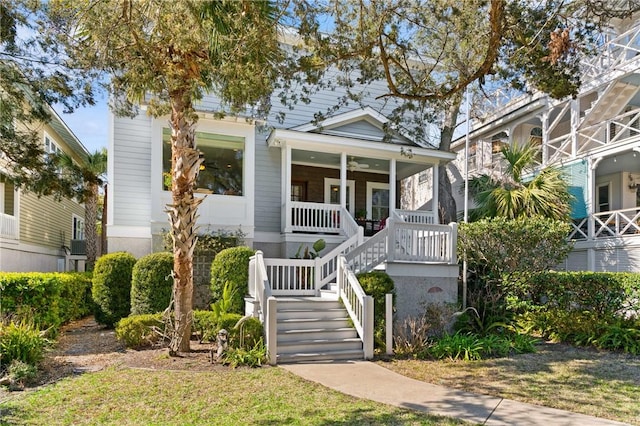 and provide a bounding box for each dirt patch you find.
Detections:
[21,317,224,390]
